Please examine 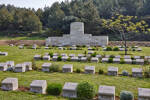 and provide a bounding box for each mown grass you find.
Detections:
[0,46,150,100]
[0,36,45,40]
